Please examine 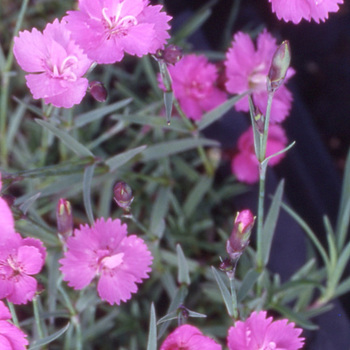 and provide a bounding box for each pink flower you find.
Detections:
[64,0,172,64]
[59,218,153,305]
[160,324,222,350]
[268,0,343,24]
[227,311,304,350]
[225,30,295,123]
[0,233,46,304]
[0,301,28,349]
[231,125,287,184]
[160,54,227,121]
[13,19,92,108]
